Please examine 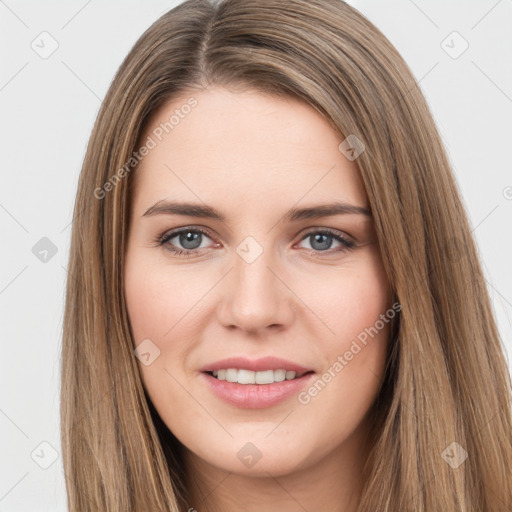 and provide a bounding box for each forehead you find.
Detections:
[131,86,367,213]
